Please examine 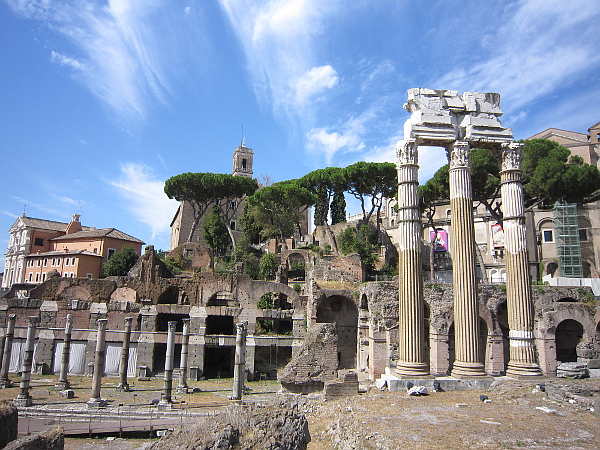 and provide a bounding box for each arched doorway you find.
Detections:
[555,319,584,363]
[316,295,358,369]
[447,317,489,375]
